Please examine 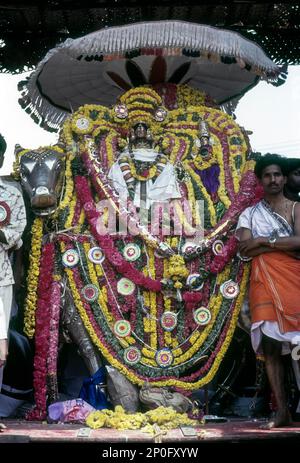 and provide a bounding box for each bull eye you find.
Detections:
[45,159,59,170]
[22,161,36,173]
